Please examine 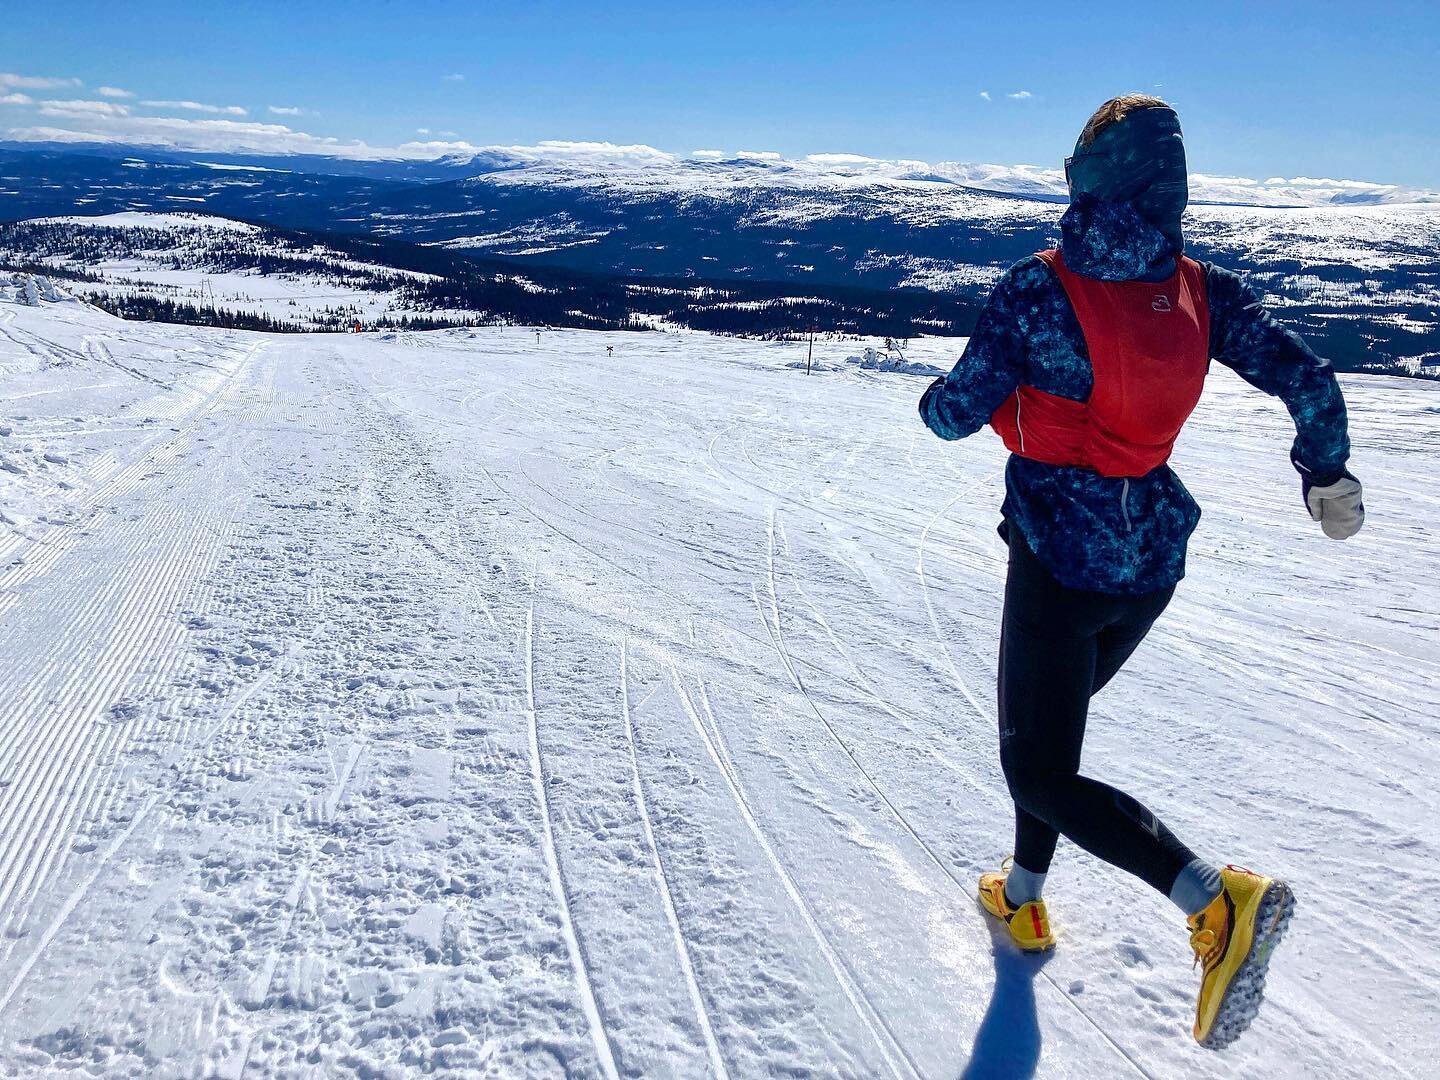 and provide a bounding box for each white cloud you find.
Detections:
[0,72,81,91]
[398,139,483,156]
[416,127,431,135]
[141,99,248,116]
[444,73,465,83]
[6,116,395,159]
[1264,175,1388,191]
[805,153,880,166]
[97,86,134,99]
[737,150,782,161]
[496,139,674,164]
[690,149,725,160]
[38,99,132,119]
[268,105,306,116]
[979,91,991,102]
[1007,90,1034,100]
[0,93,34,106]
